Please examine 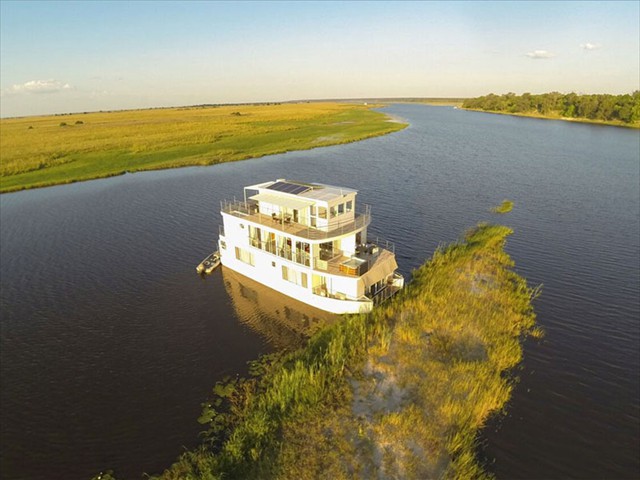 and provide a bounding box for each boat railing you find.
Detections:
[368,273,404,305]
[249,237,311,267]
[312,285,363,302]
[359,235,396,254]
[220,199,371,240]
[220,199,259,216]
[313,239,396,277]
